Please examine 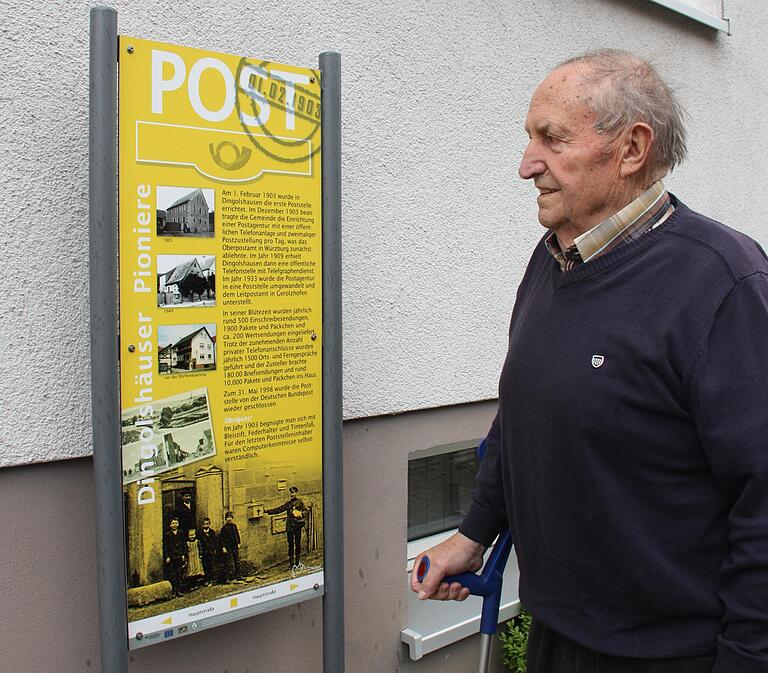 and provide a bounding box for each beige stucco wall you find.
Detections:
[1,0,765,466]
[0,1,765,672]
